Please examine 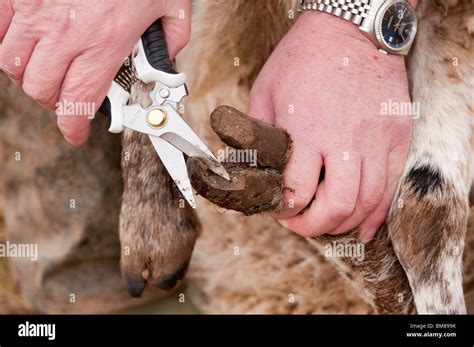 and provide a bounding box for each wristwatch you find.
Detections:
[298,0,417,55]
